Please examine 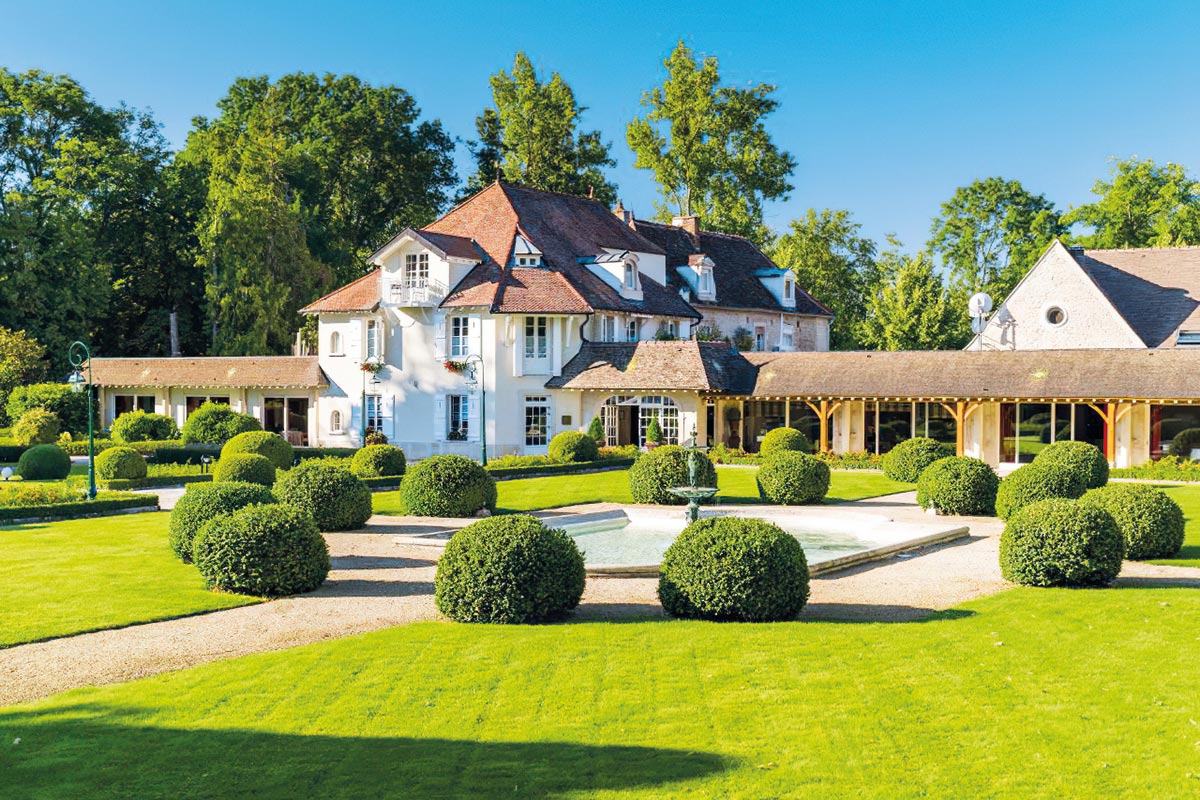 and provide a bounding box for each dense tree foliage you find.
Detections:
[466,53,616,203]
[1063,157,1200,248]
[861,242,962,351]
[627,41,795,246]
